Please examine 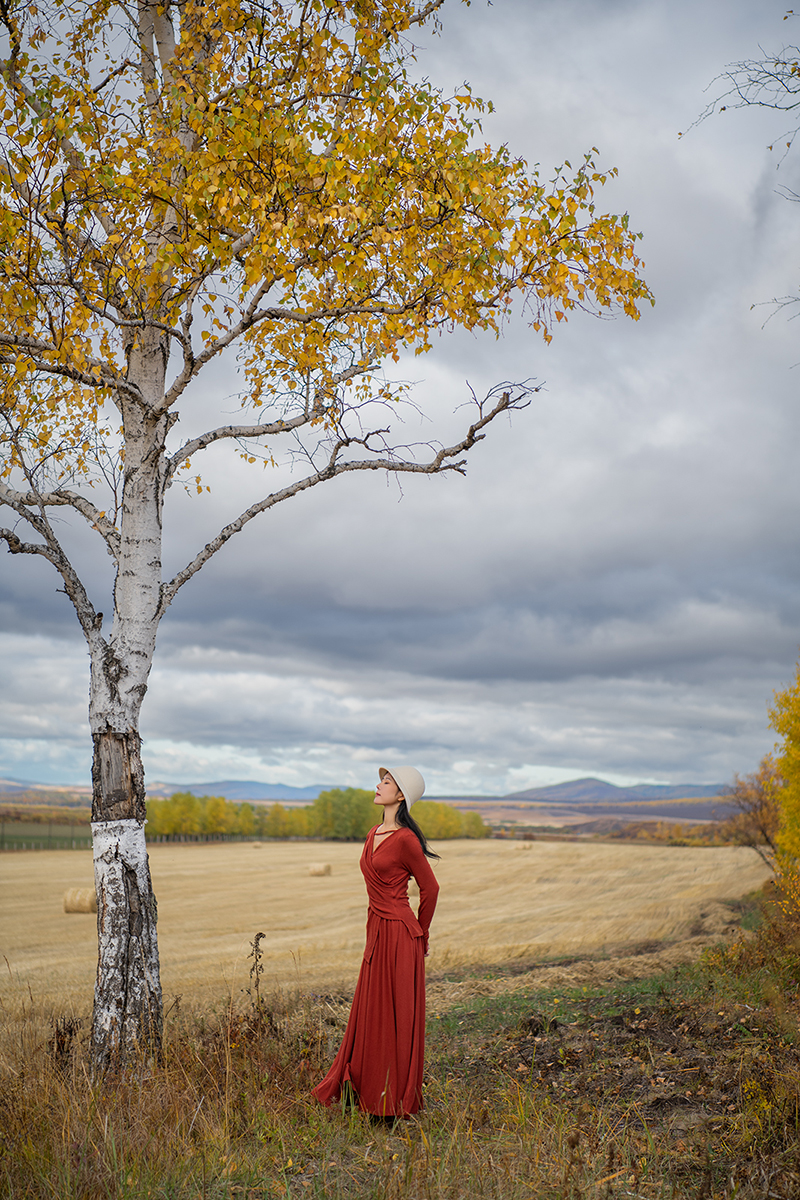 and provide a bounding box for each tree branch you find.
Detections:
[0,58,118,237]
[0,480,120,559]
[0,493,104,640]
[0,526,59,563]
[159,382,536,612]
[0,334,144,405]
[165,360,378,480]
[166,414,312,481]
